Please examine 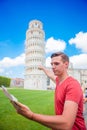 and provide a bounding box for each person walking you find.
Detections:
[11,52,86,130]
